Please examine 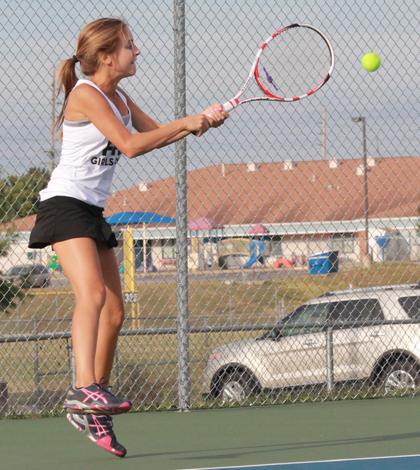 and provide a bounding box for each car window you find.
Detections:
[398,296,420,319]
[279,303,330,336]
[11,266,32,276]
[329,299,384,326]
[8,267,24,275]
